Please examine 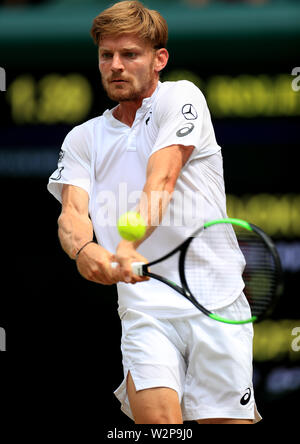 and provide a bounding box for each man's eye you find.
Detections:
[101,53,112,59]
[125,52,136,58]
